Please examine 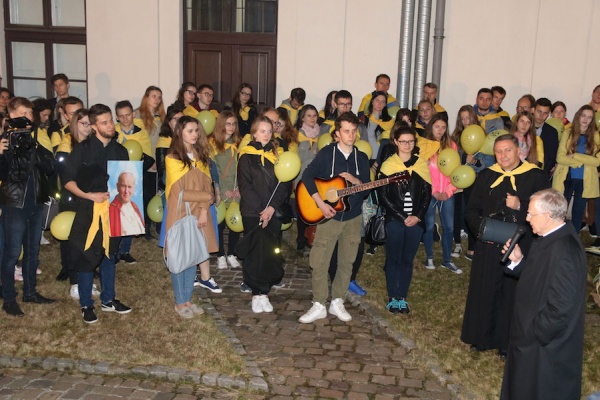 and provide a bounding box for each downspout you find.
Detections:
[412,0,433,109]
[431,0,446,93]
[396,0,416,108]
